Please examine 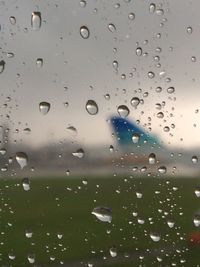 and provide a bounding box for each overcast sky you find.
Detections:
[0,0,200,149]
